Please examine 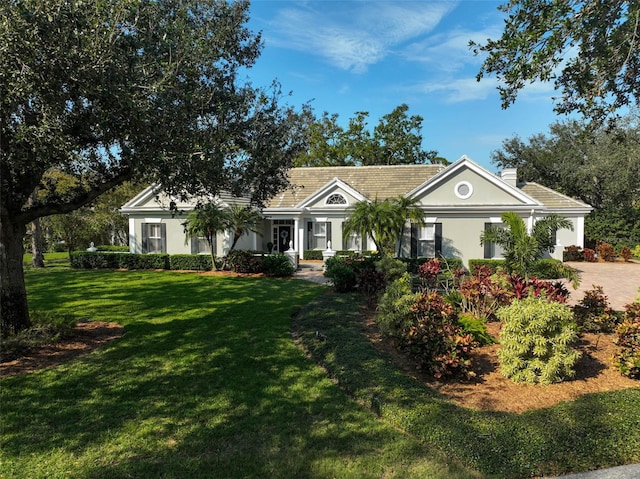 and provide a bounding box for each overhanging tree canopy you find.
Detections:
[472,0,640,122]
[0,0,308,335]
